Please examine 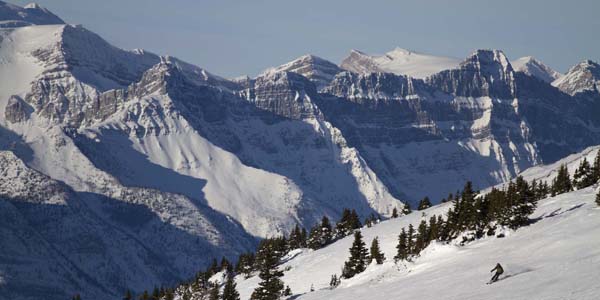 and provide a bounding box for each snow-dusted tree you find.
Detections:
[394,228,408,261]
[208,284,220,300]
[596,190,600,207]
[341,231,369,278]
[250,242,285,300]
[574,158,595,189]
[417,197,432,210]
[336,209,362,237]
[552,164,573,195]
[402,203,412,215]
[369,237,385,264]
[222,274,240,300]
